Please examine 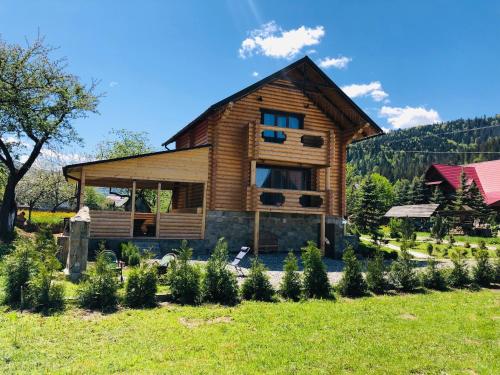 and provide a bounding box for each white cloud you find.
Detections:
[252,71,259,77]
[109,81,119,88]
[318,56,352,69]
[239,21,325,59]
[379,106,441,129]
[341,81,389,102]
